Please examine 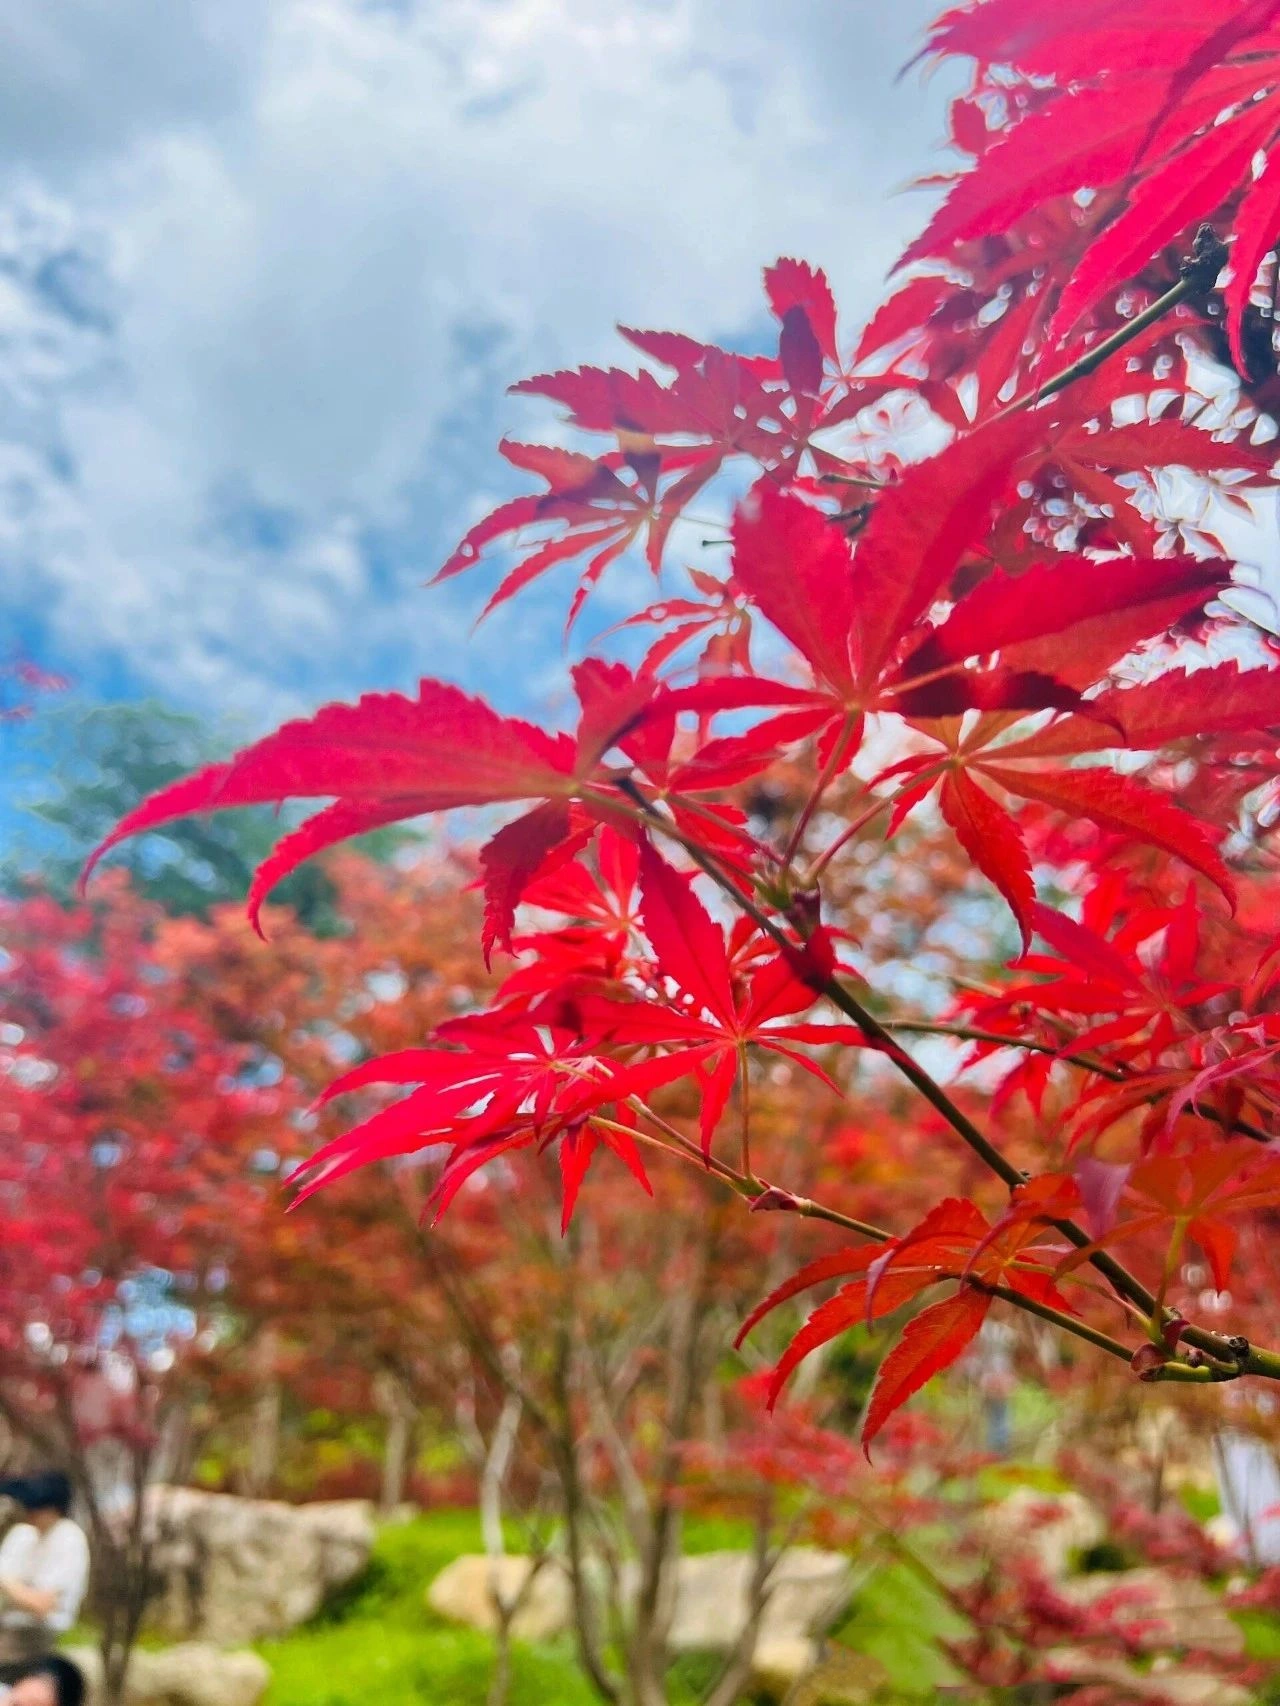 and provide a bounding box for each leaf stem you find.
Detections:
[613,778,1030,1191]
[998,275,1195,419]
[883,1019,1125,1079]
[613,1116,1132,1364]
[804,788,900,883]
[618,1103,892,1243]
[980,1282,1132,1363]
[780,714,861,868]
[884,1019,1273,1142]
[1243,1343,1280,1380]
